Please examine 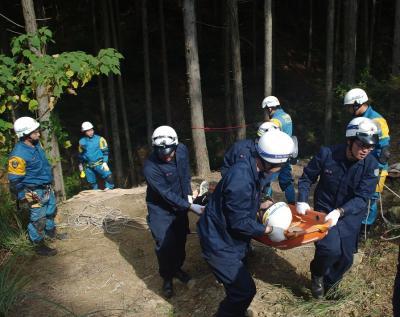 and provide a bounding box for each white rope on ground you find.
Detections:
[58,201,149,235]
[380,184,400,241]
